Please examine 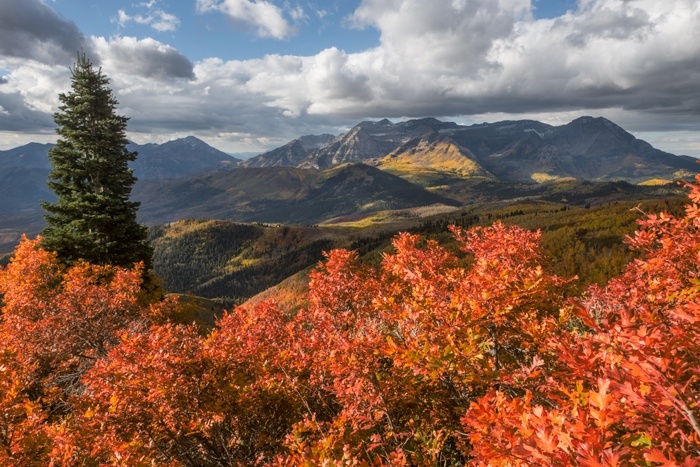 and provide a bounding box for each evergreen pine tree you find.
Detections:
[41,53,152,268]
